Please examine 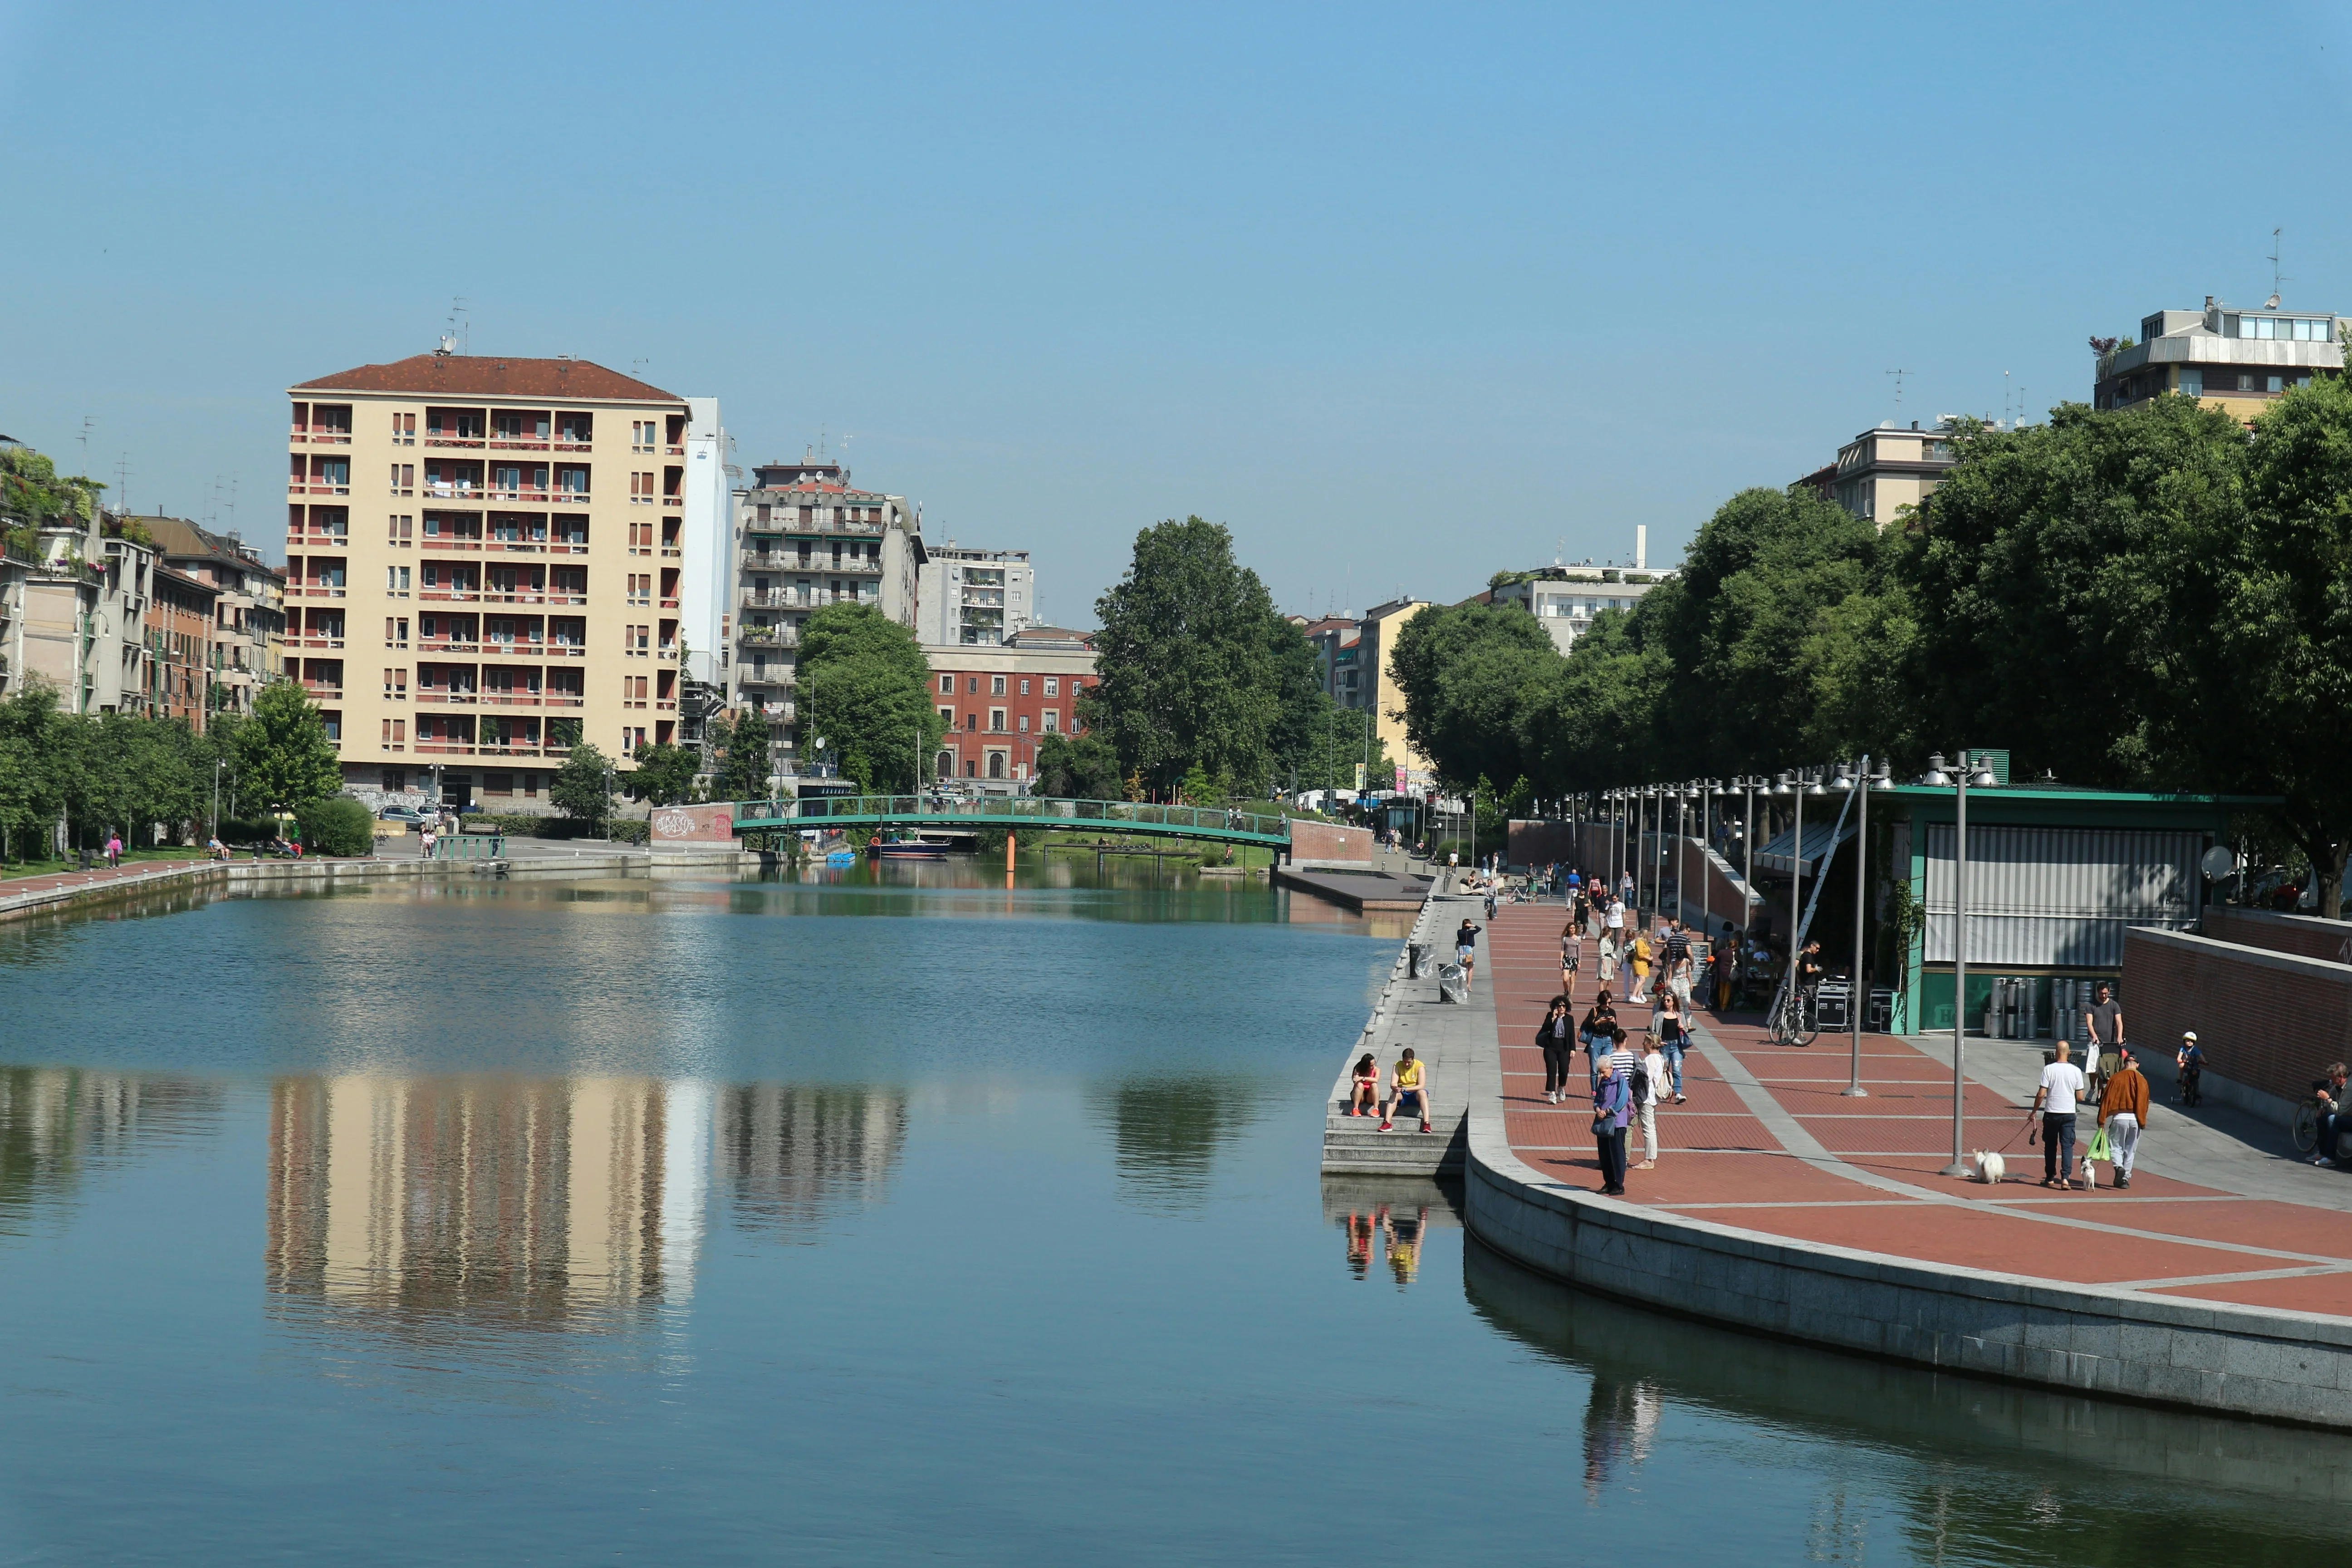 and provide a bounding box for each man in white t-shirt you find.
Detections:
[2032,1040,2089,1190]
